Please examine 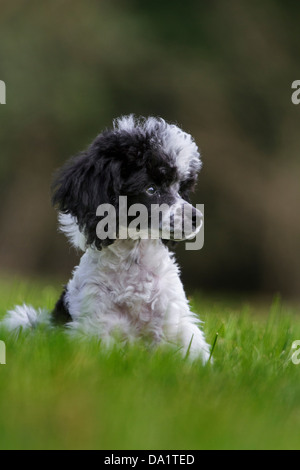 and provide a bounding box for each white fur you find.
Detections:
[58,212,86,251]
[2,305,50,332]
[65,239,210,362]
[158,123,202,180]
